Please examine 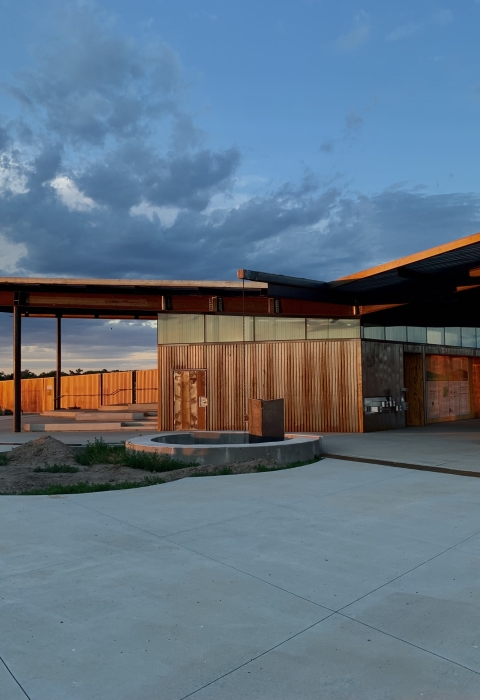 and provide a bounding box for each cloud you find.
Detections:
[385,21,422,41]
[433,9,453,25]
[336,12,371,52]
[345,110,363,132]
[0,315,158,373]
[0,6,476,284]
[320,139,334,154]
